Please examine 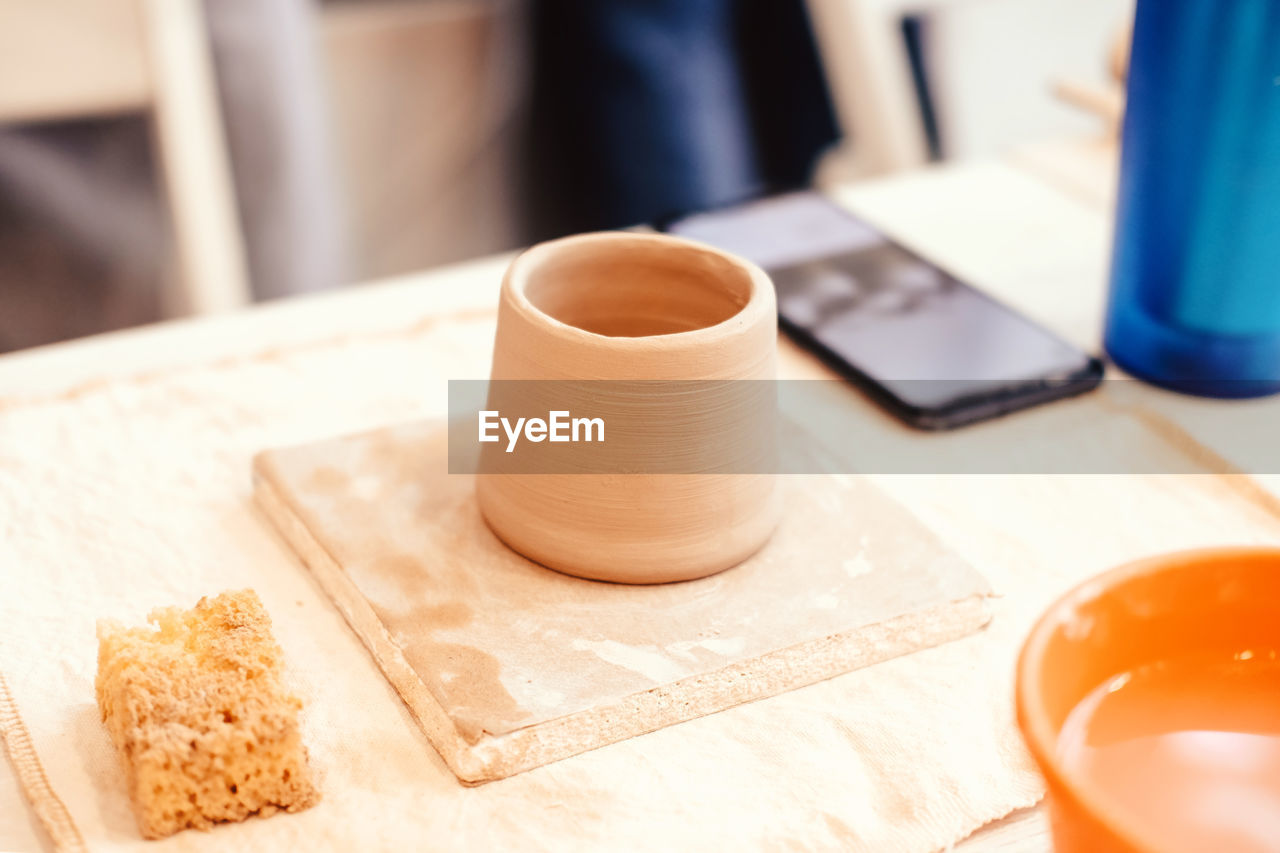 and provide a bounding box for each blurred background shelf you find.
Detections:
[0,0,1127,353]
[0,0,250,347]
[0,0,151,123]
